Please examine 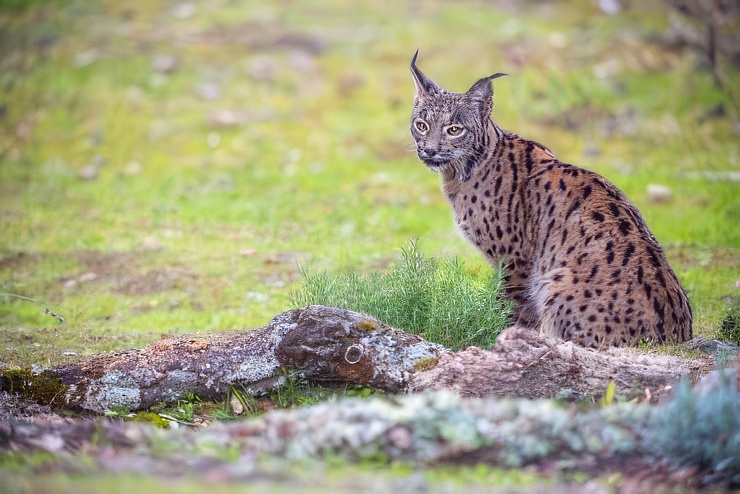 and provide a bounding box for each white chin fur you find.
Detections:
[422,161,447,172]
